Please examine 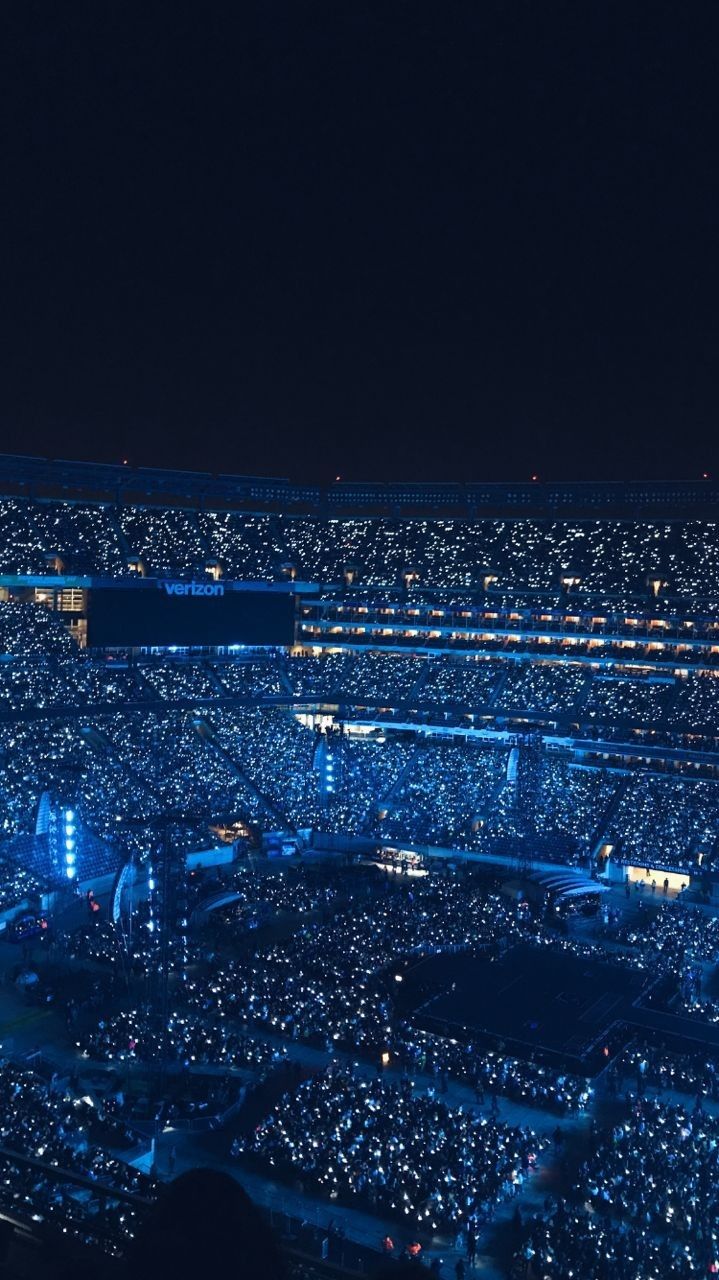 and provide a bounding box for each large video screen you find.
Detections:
[87,585,295,648]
